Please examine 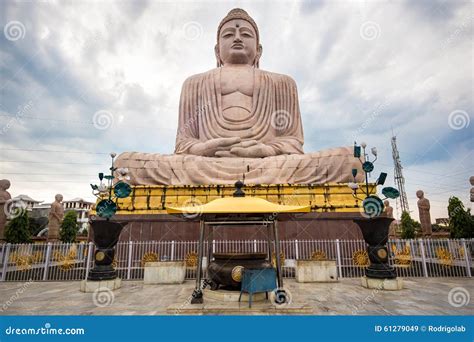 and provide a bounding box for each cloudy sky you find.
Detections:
[1,0,472,220]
